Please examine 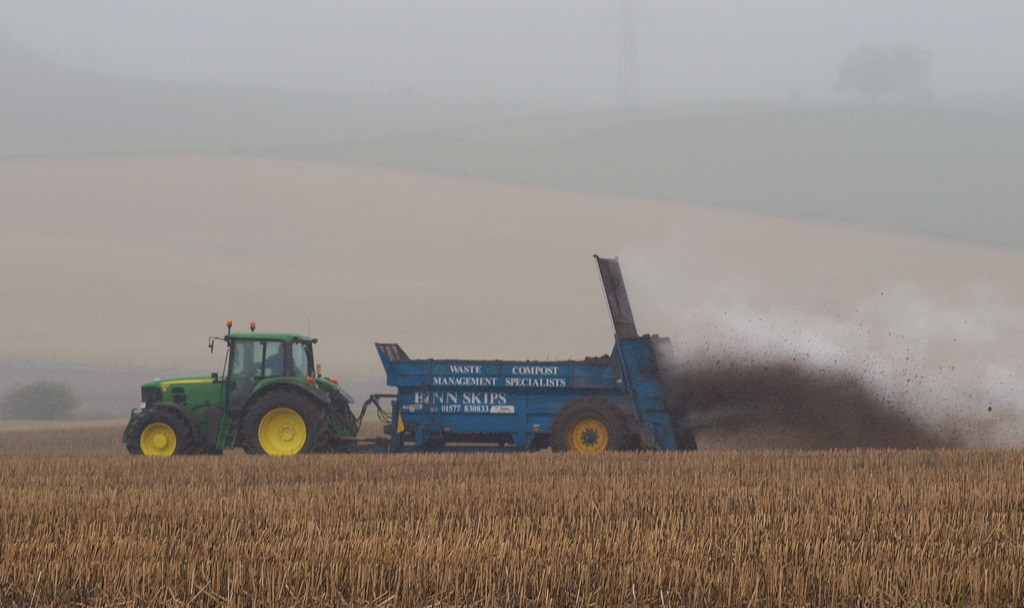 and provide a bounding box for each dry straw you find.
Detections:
[1,448,1022,607]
